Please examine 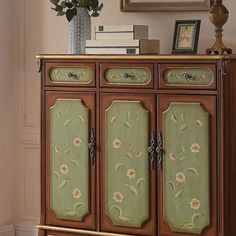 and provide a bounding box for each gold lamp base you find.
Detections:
[206,0,232,55]
[206,38,232,55]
